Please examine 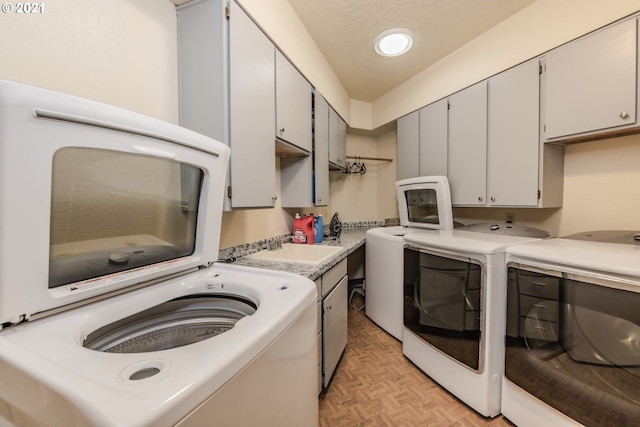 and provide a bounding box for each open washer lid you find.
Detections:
[0,80,230,326]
